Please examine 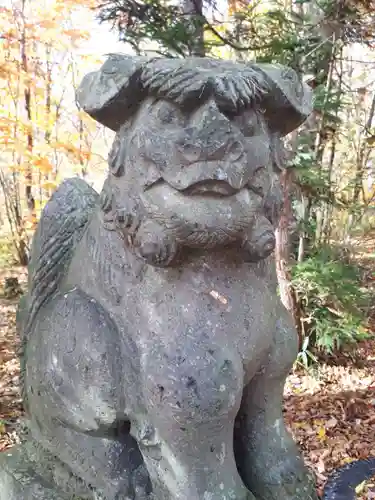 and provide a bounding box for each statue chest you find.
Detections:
[116,263,280,385]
